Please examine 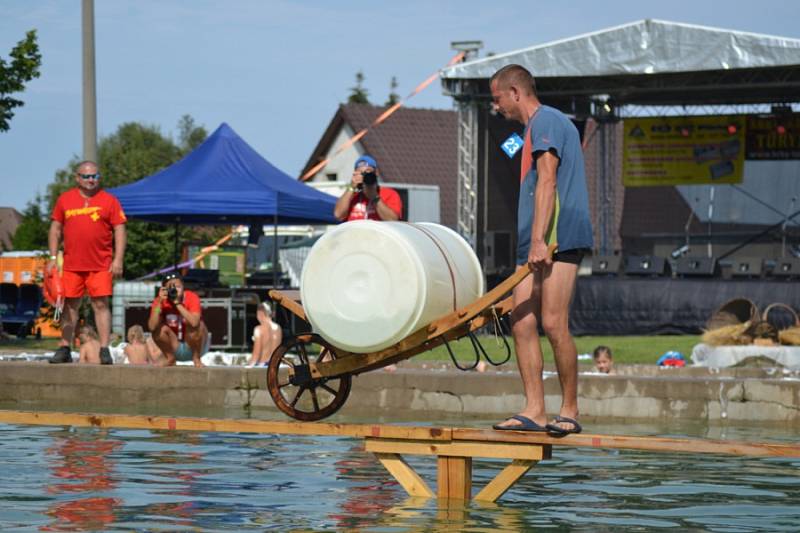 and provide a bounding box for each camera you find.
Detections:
[167,286,179,302]
[362,170,378,186]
